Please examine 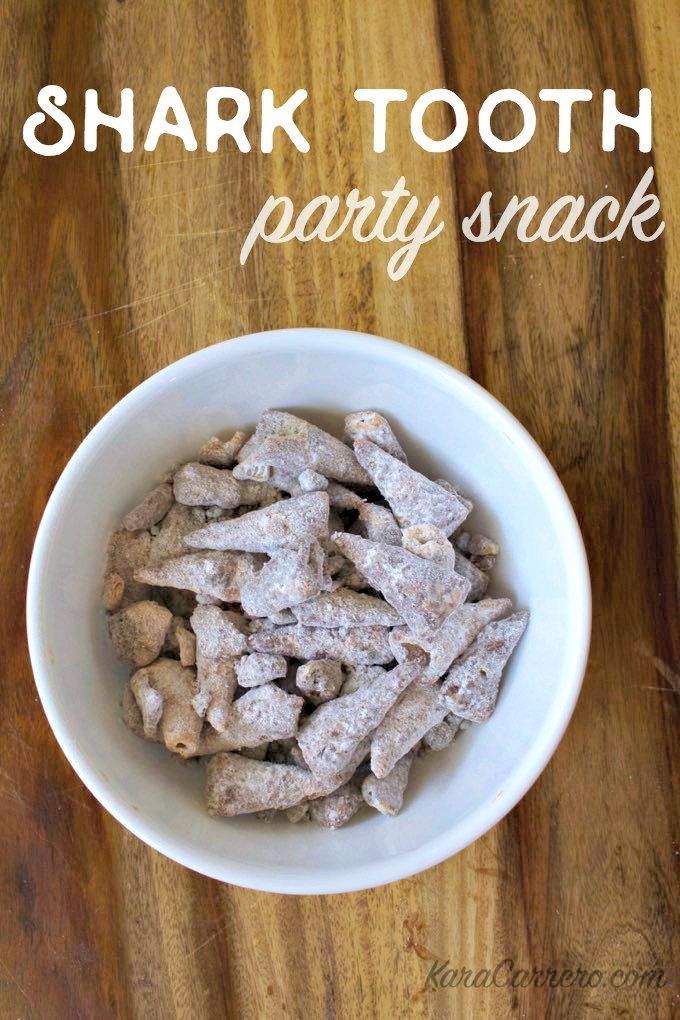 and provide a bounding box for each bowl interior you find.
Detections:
[28,329,590,893]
